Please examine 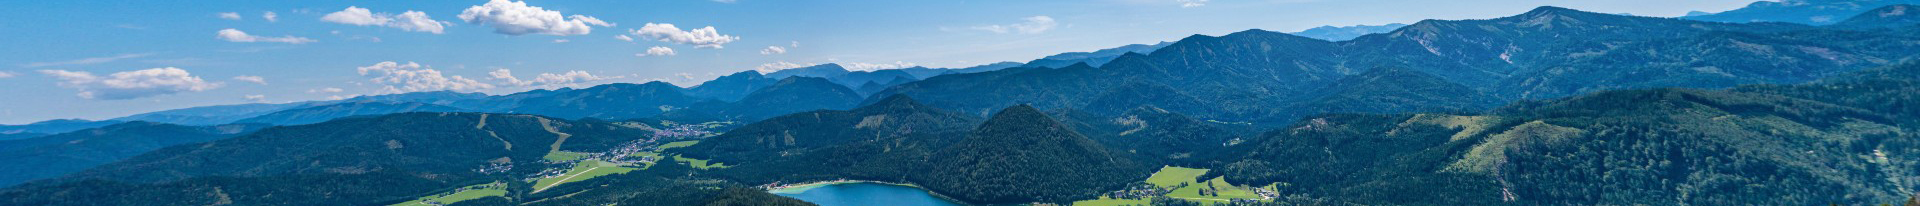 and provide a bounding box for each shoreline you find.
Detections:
[763,180,970,205]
